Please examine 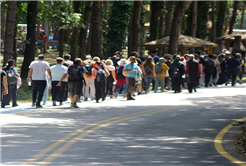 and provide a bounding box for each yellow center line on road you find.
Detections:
[37,106,185,166]
[214,117,246,166]
[22,106,172,165]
